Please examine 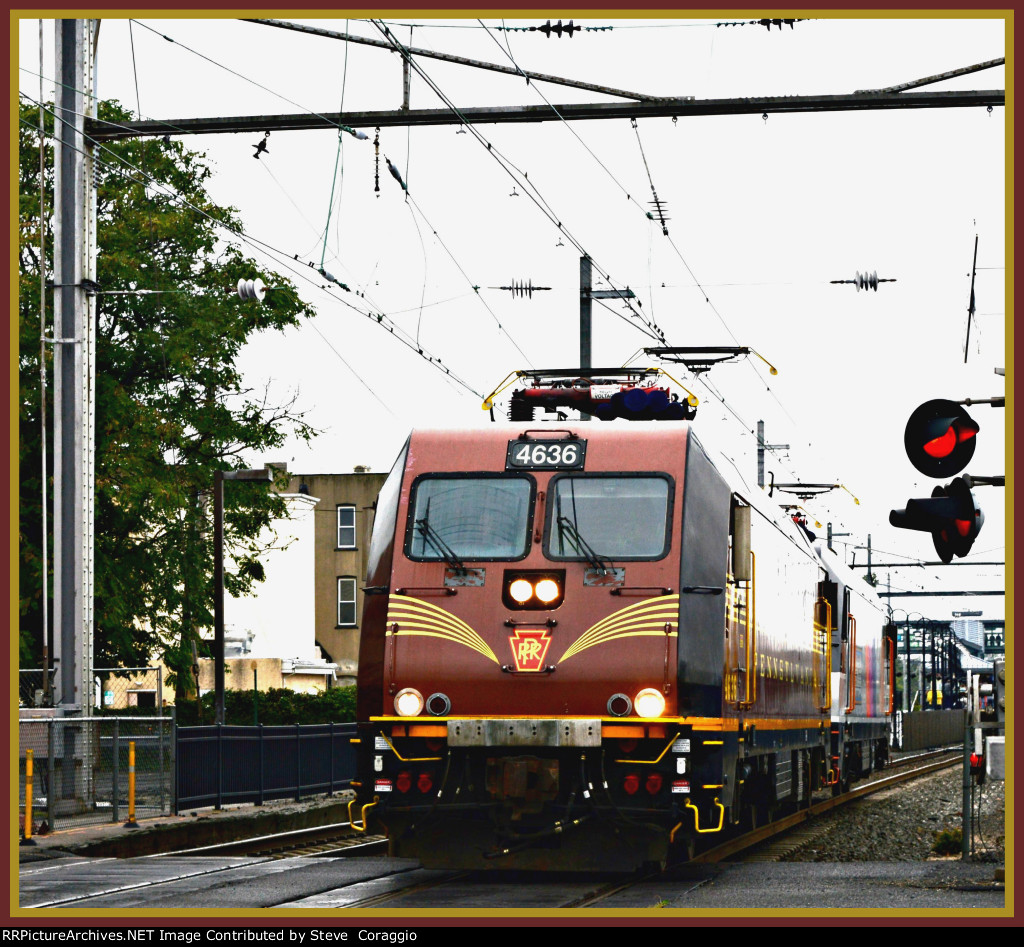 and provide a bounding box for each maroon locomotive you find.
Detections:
[353,422,892,870]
